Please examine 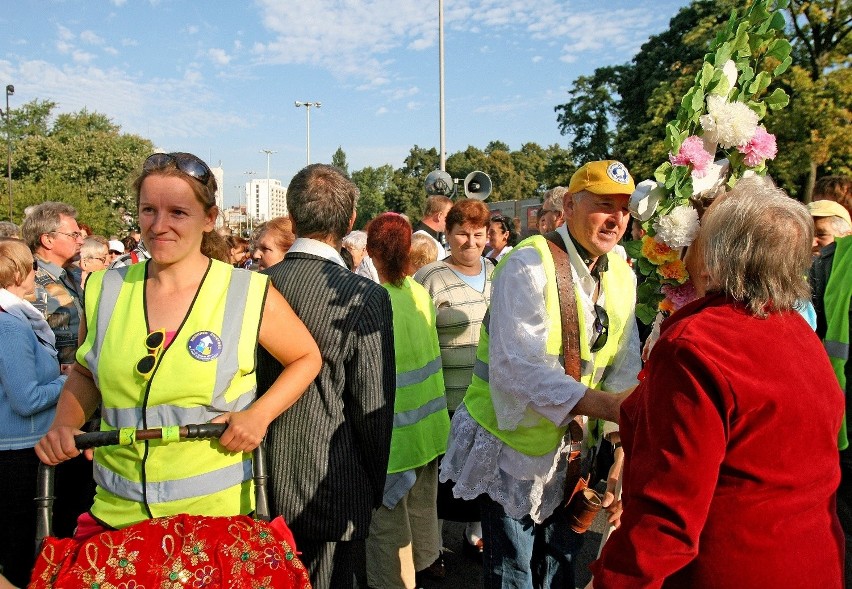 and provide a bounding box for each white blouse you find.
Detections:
[439,225,641,523]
